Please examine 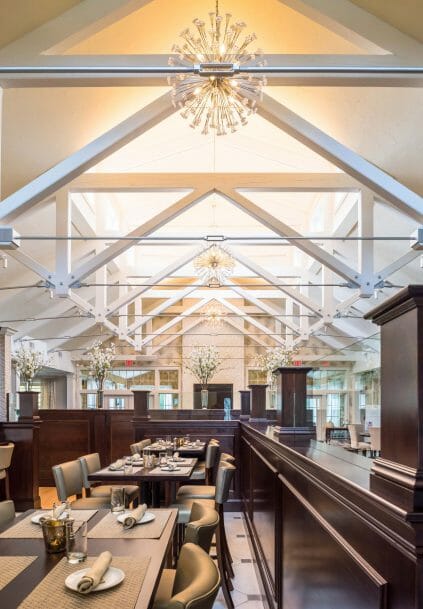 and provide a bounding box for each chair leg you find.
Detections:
[217,504,234,577]
[4,471,10,501]
[216,522,234,609]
